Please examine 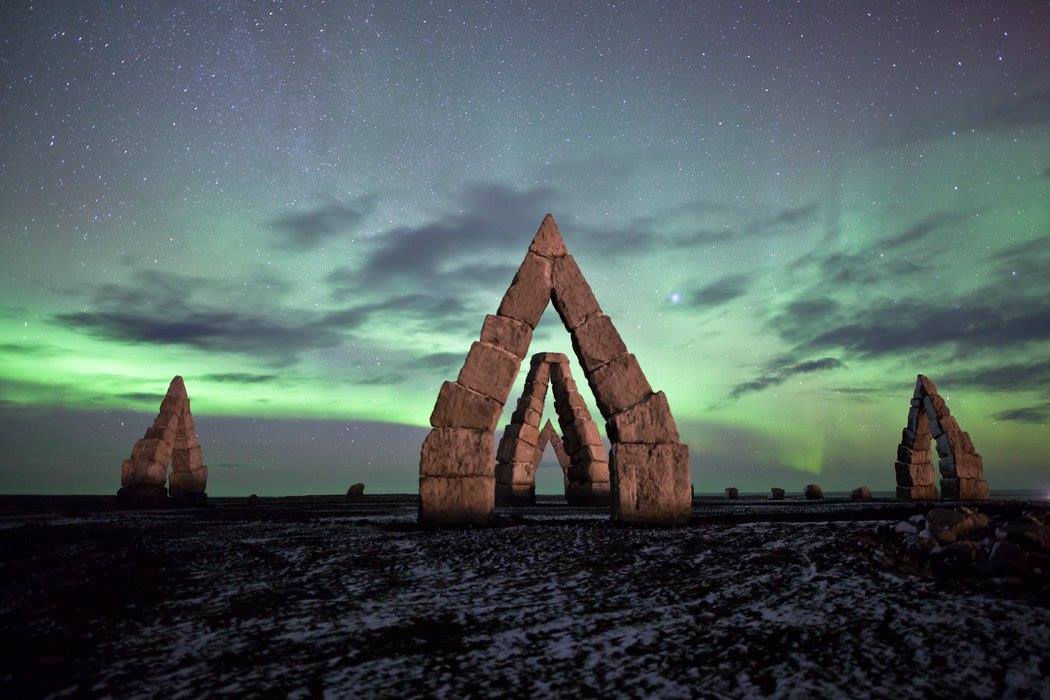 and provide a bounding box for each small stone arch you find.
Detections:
[894,374,988,501]
[117,376,209,507]
[419,214,691,525]
[495,353,610,507]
